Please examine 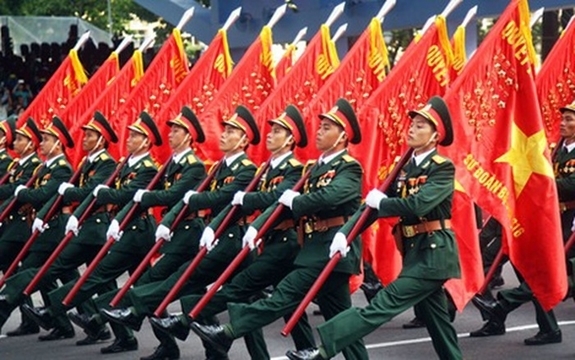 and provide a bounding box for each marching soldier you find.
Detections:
[190,98,369,360]
[0,112,118,345]
[0,115,16,176]
[23,111,161,354]
[0,116,75,340]
[149,105,316,359]
[67,106,215,360]
[469,102,575,345]
[284,96,462,360]
[99,105,259,359]
[0,118,42,336]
